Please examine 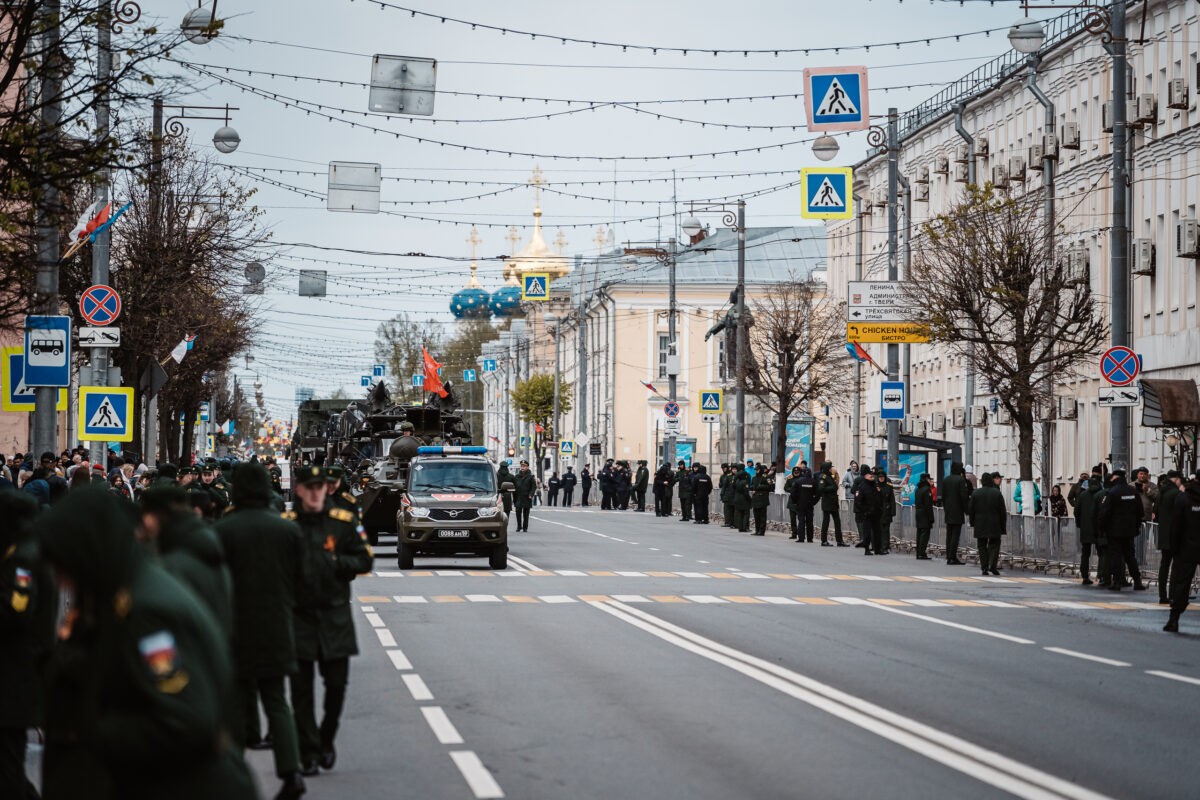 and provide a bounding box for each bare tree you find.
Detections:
[745,278,853,472]
[905,185,1108,481]
[374,313,445,403]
